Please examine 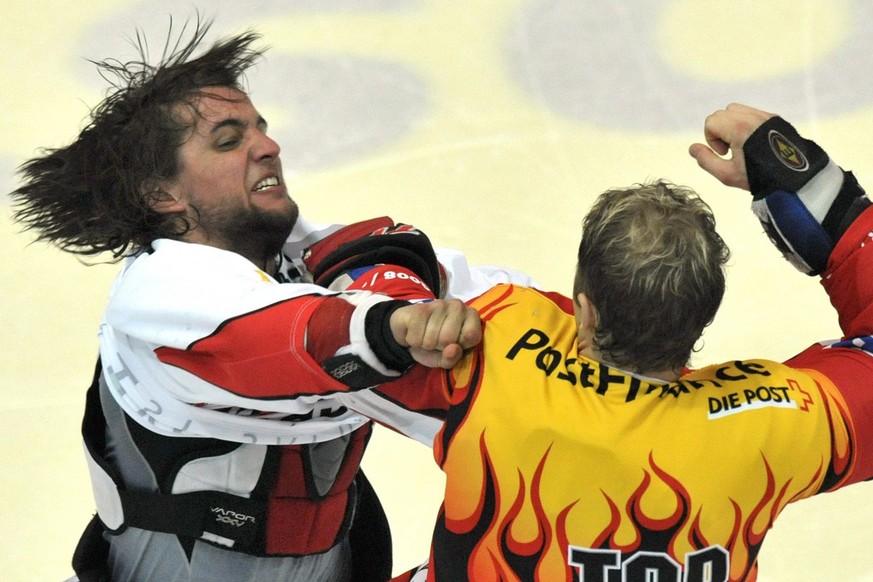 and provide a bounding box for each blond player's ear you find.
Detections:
[575,292,597,350]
